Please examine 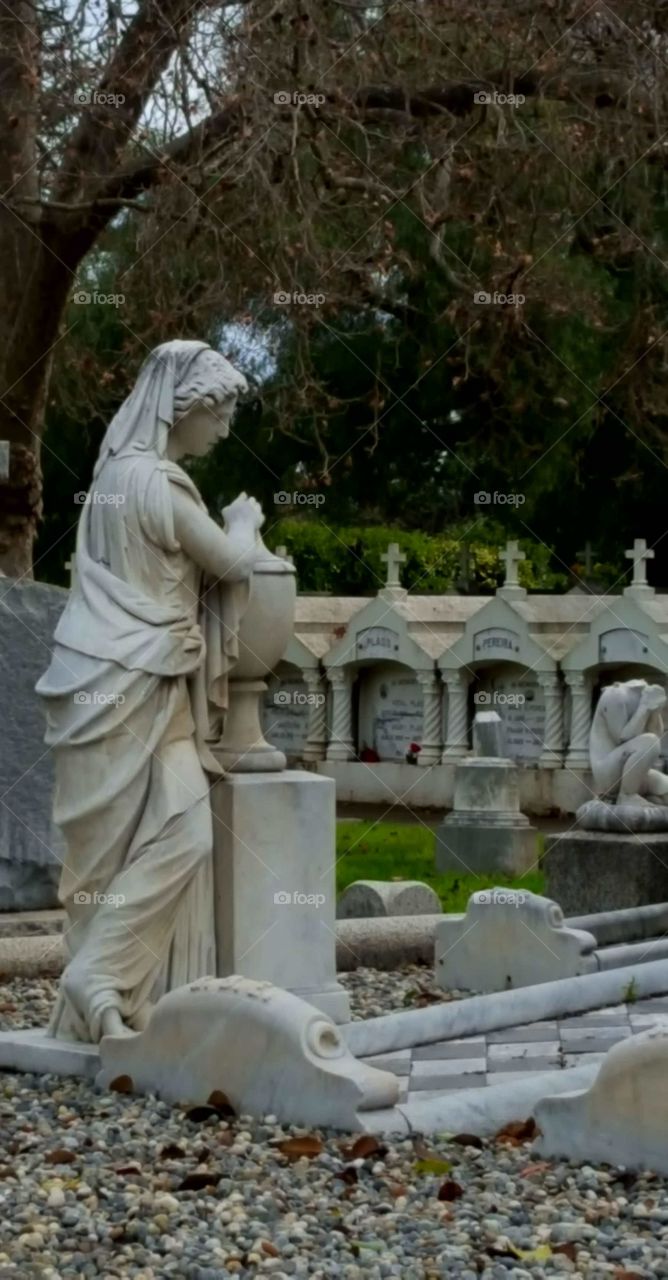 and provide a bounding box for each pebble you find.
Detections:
[0,970,666,1275]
